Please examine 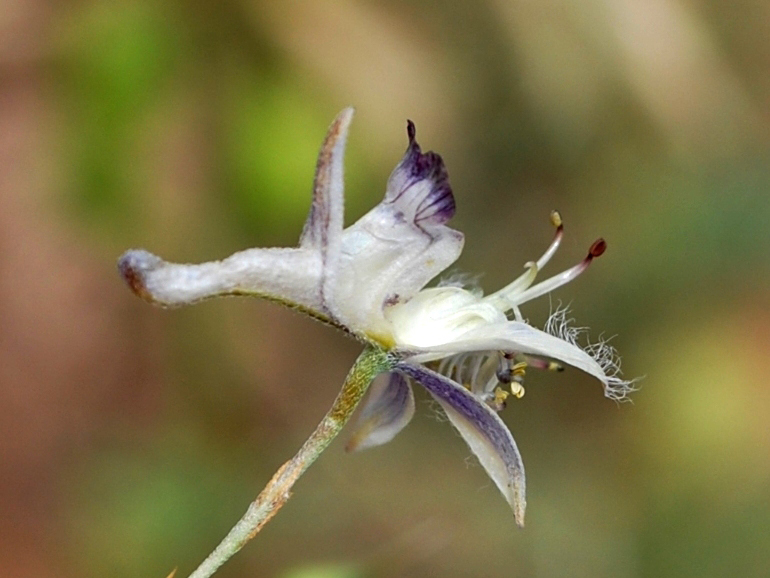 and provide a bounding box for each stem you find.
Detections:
[186,346,392,578]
